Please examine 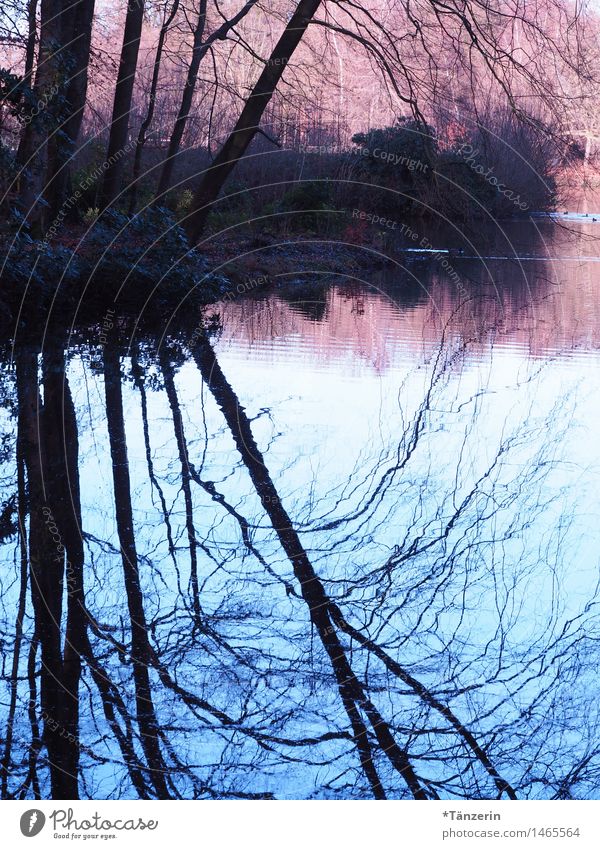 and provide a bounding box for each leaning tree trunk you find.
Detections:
[101,0,145,210]
[156,0,258,201]
[185,0,322,243]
